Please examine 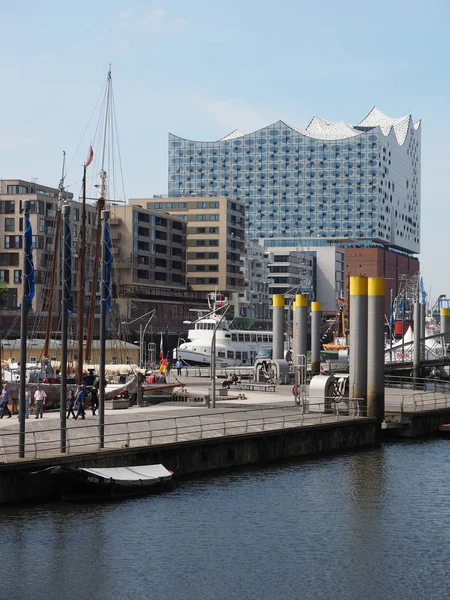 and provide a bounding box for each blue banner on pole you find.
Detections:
[24,212,35,304]
[64,218,73,314]
[104,221,112,311]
